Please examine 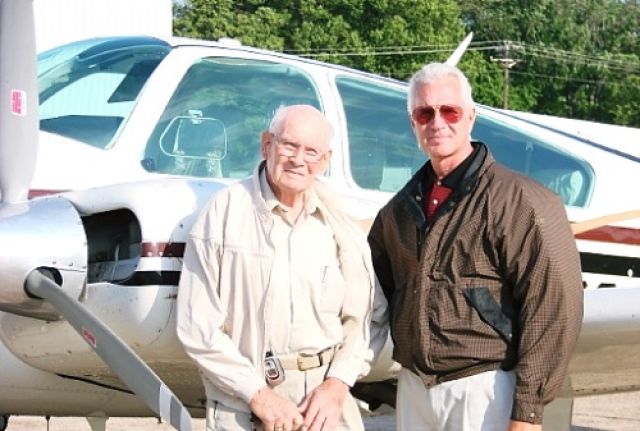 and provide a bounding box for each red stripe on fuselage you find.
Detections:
[574,225,640,246]
[28,189,67,198]
[141,242,185,257]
